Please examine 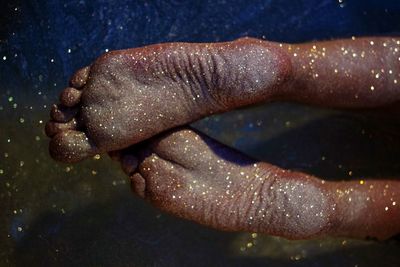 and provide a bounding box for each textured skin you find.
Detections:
[46,37,400,163]
[46,36,400,163]
[44,37,400,239]
[80,38,289,151]
[118,127,400,240]
[46,37,291,162]
[282,38,400,108]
